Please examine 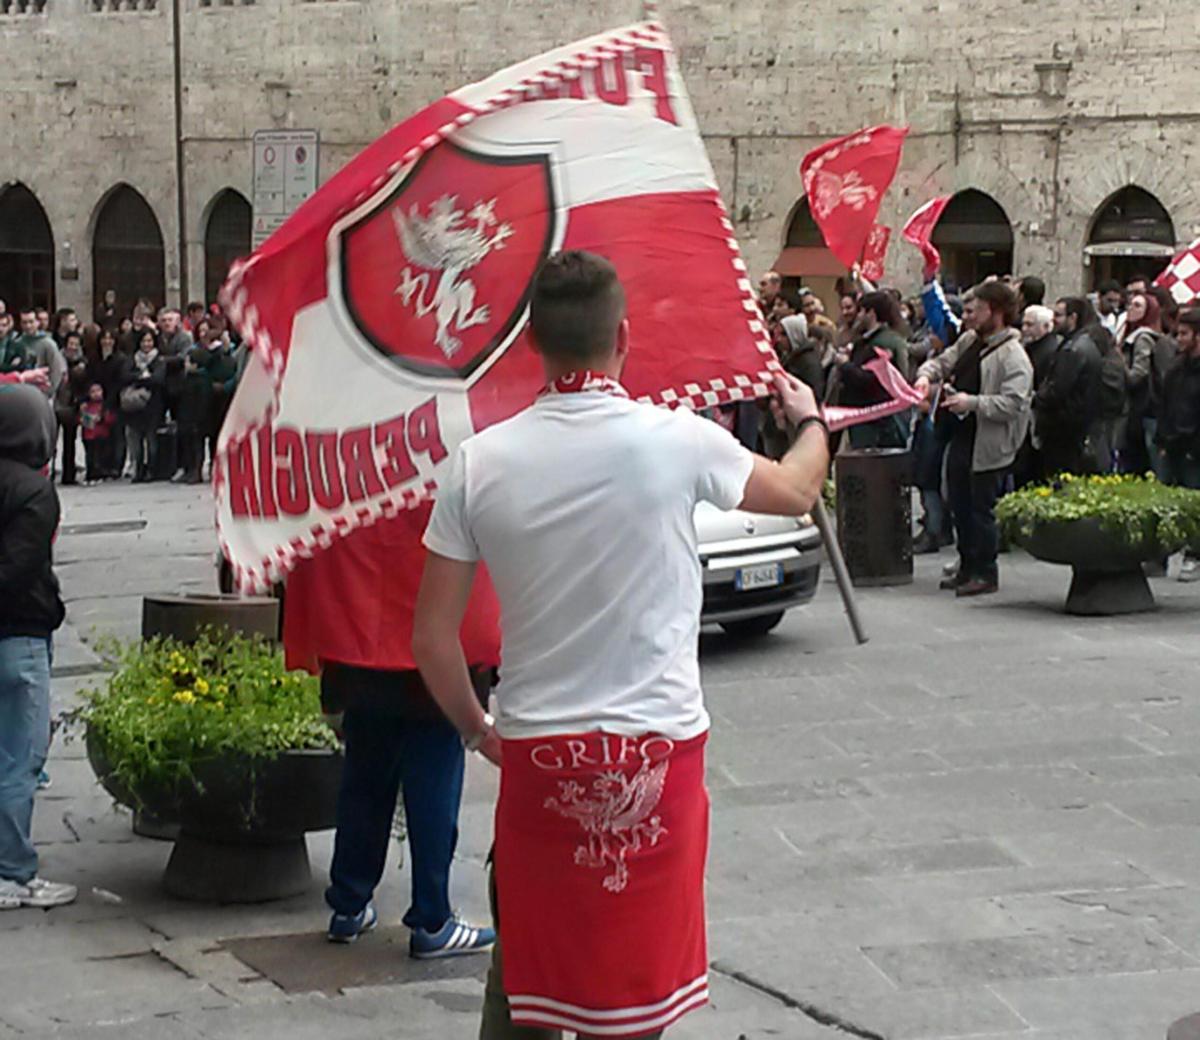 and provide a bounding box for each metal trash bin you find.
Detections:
[835,448,913,587]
